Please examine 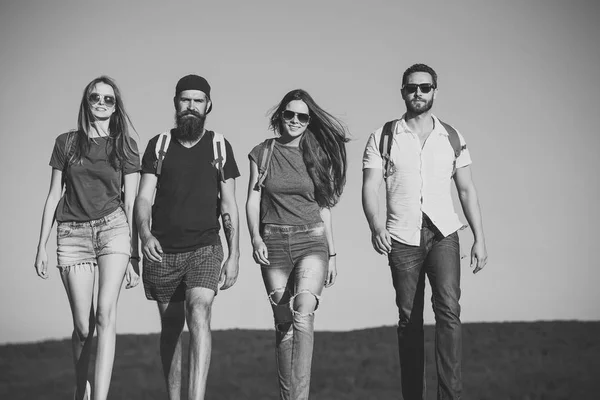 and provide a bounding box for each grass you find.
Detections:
[1,321,599,399]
